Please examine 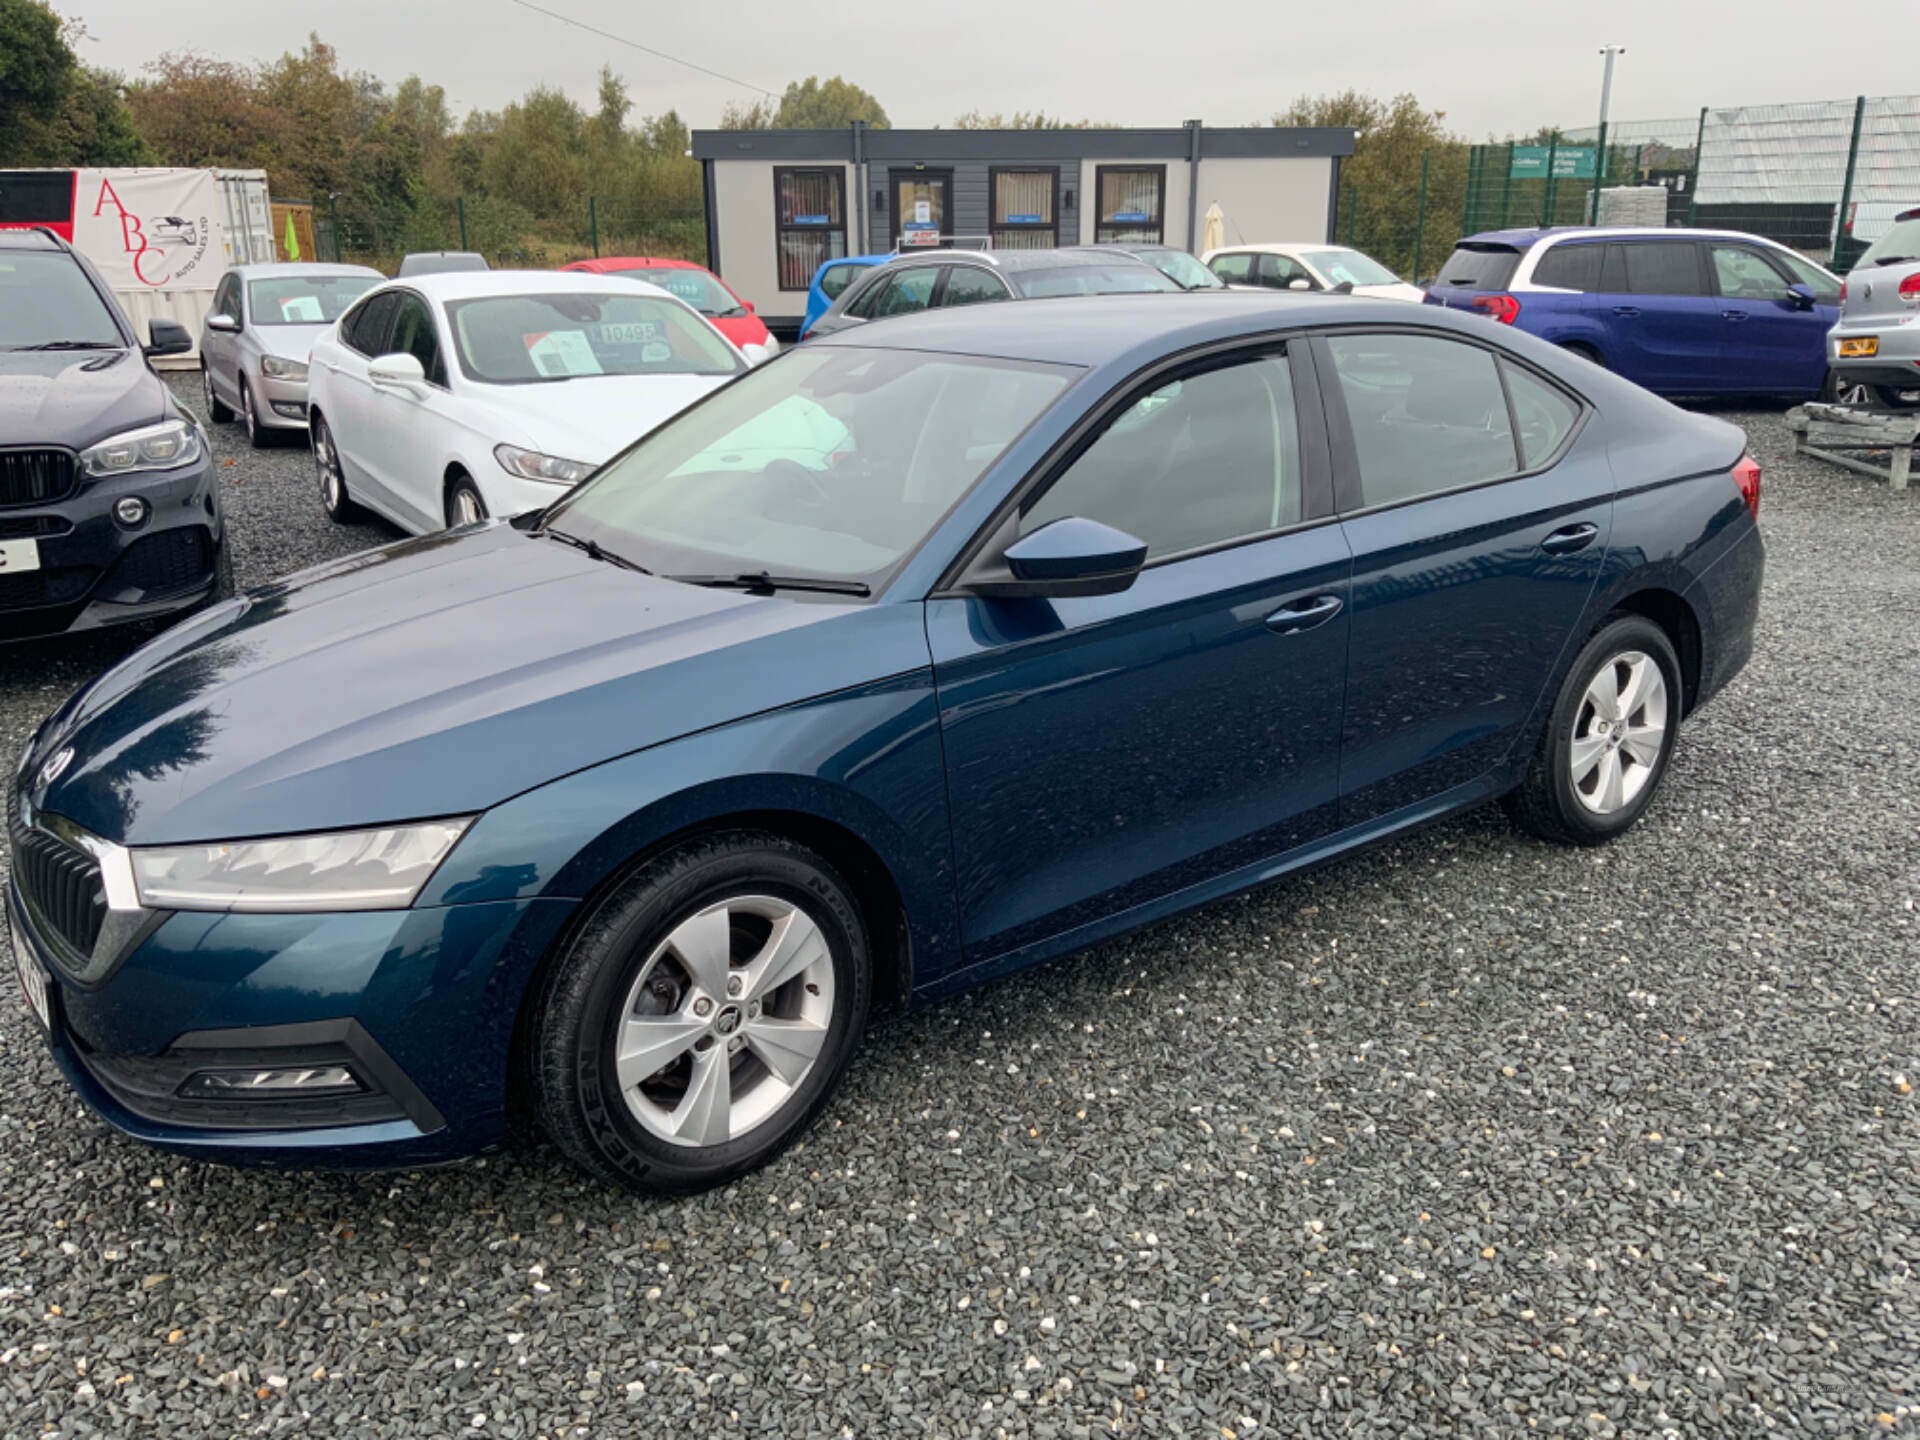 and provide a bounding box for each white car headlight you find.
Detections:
[494,443,594,485]
[130,818,472,912]
[79,418,201,479]
[260,355,309,380]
